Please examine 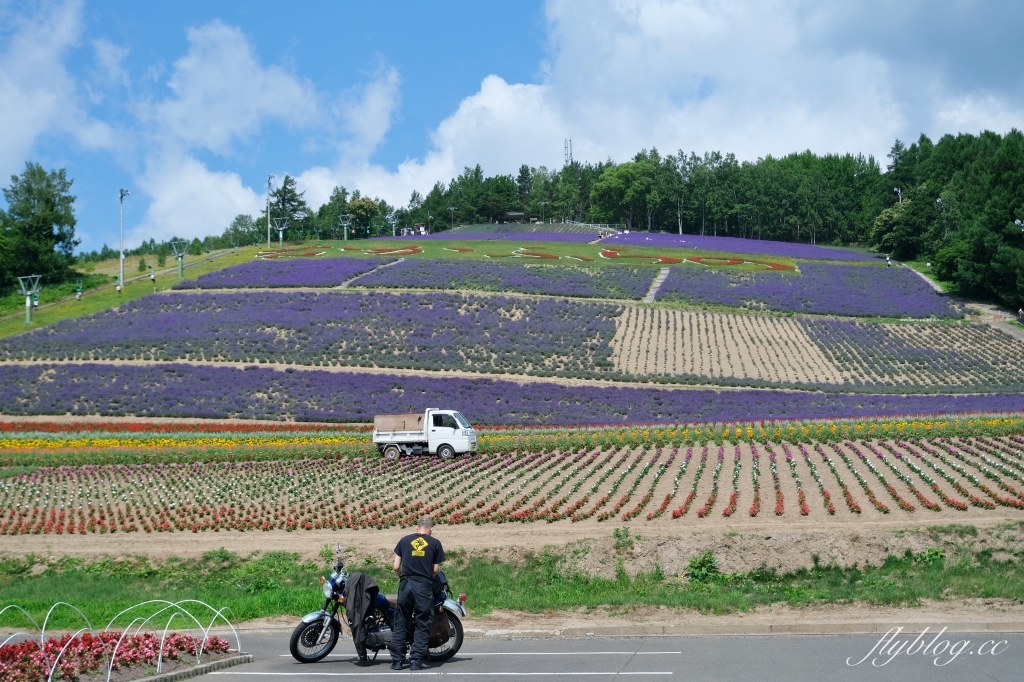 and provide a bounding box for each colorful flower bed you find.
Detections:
[599,232,877,261]
[0,292,619,378]
[4,423,1024,533]
[656,262,958,318]
[3,363,1024,425]
[173,257,387,289]
[0,631,229,682]
[353,259,656,300]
